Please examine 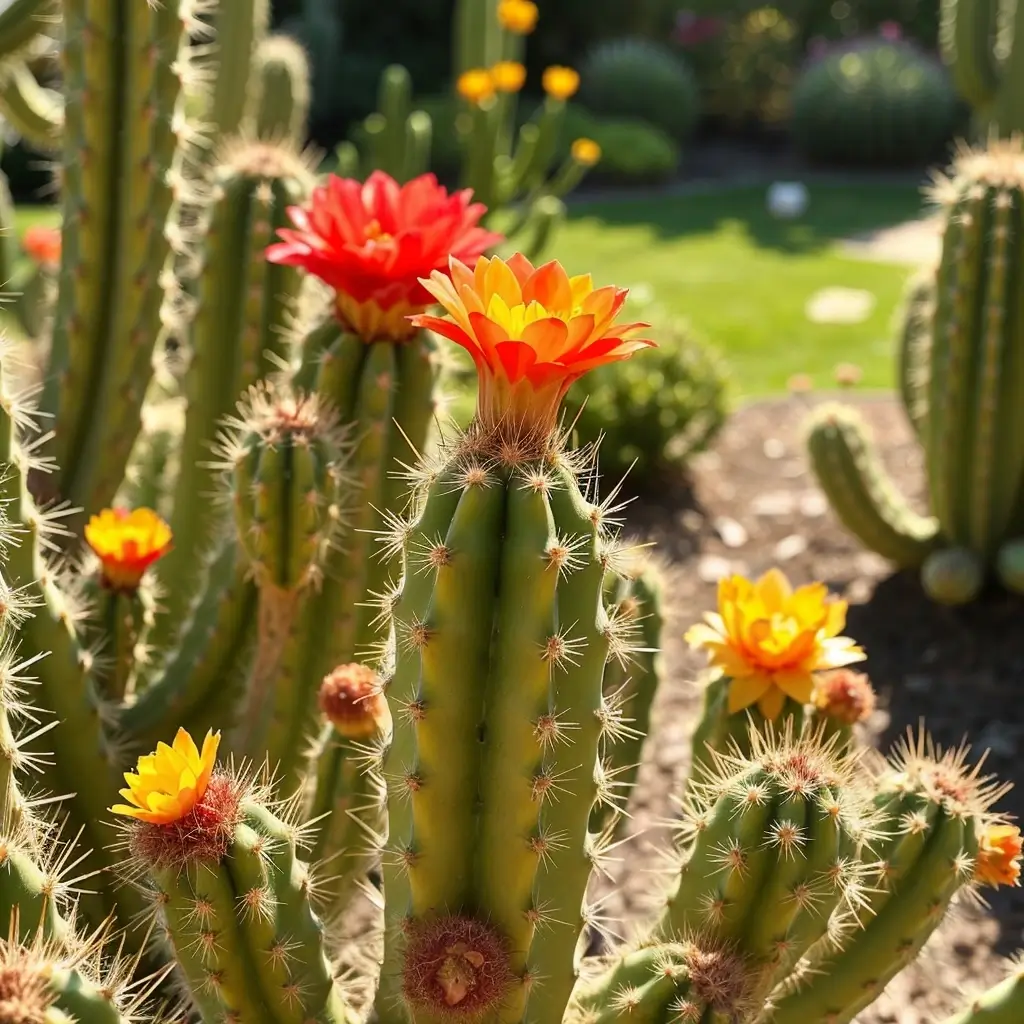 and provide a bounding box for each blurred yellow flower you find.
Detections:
[497,0,538,34]
[457,68,496,105]
[571,138,602,166]
[543,66,580,101]
[685,568,866,720]
[111,728,221,825]
[85,506,172,592]
[491,60,526,93]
